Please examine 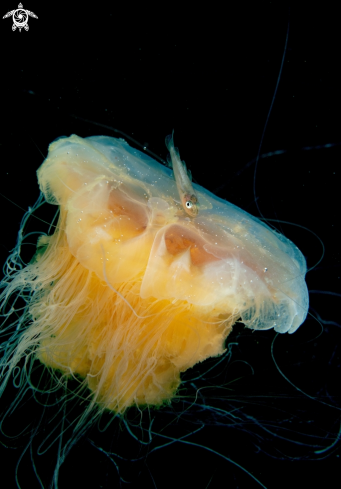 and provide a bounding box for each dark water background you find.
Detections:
[0,3,340,488]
